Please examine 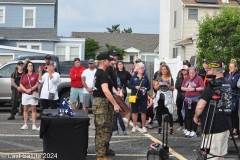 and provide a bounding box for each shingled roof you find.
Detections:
[0,28,58,40]
[182,0,240,6]
[72,32,159,53]
[0,0,56,3]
